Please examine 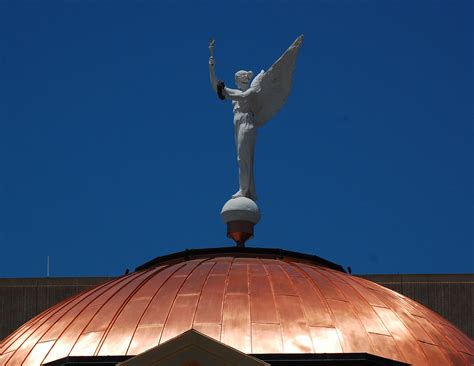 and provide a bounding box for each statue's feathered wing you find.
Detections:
[250,35,304,127]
